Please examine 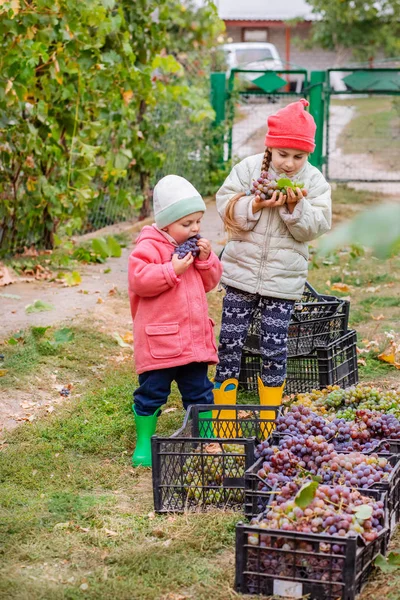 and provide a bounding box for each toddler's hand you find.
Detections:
[286,187,307,214]
[252,191,287,213]
[171,252,194,276]
[196,237,211,261]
